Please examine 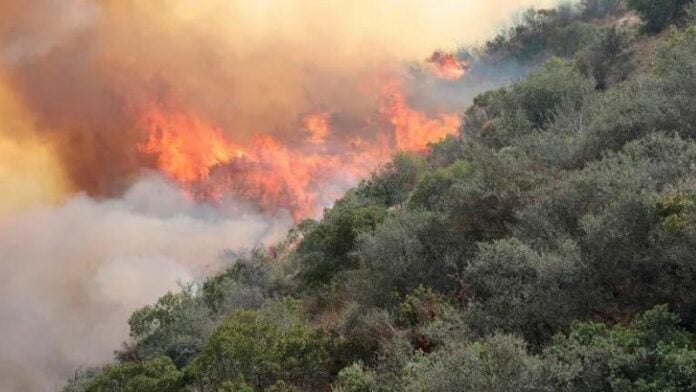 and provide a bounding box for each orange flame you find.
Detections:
[303,112,330,144]
[382,82,460,152]
[139,82,459,220]
[138,108,244,183]
[427,51,470,80]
